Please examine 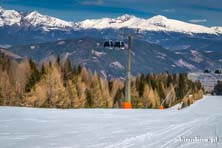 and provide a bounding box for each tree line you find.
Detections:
[213,81,222,95]
[0,54,204,108]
